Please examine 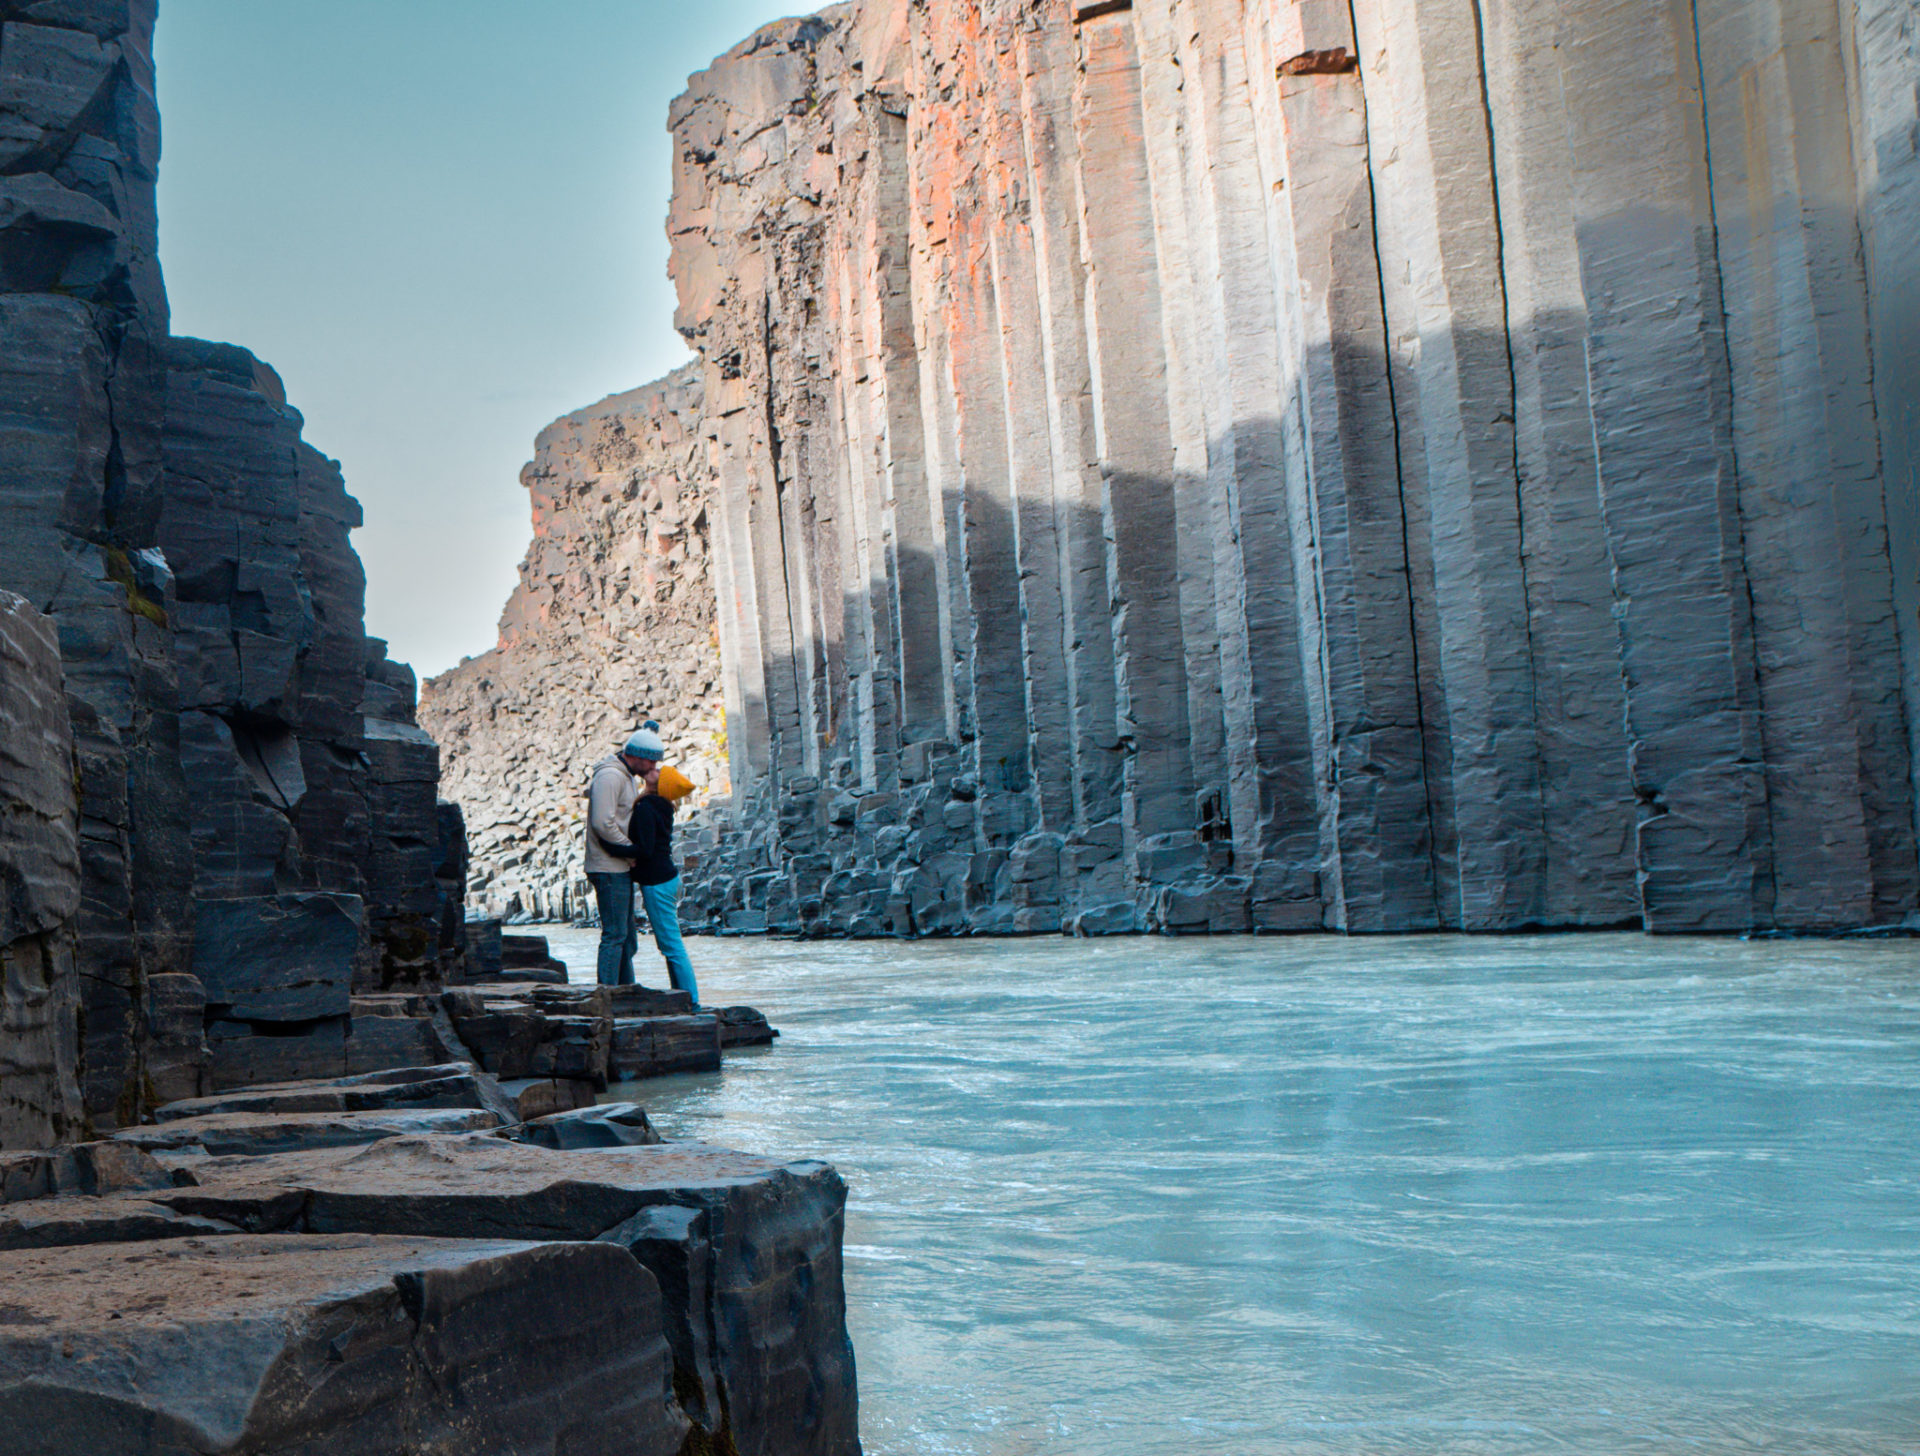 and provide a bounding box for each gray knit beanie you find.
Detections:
[623,720,666,761]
